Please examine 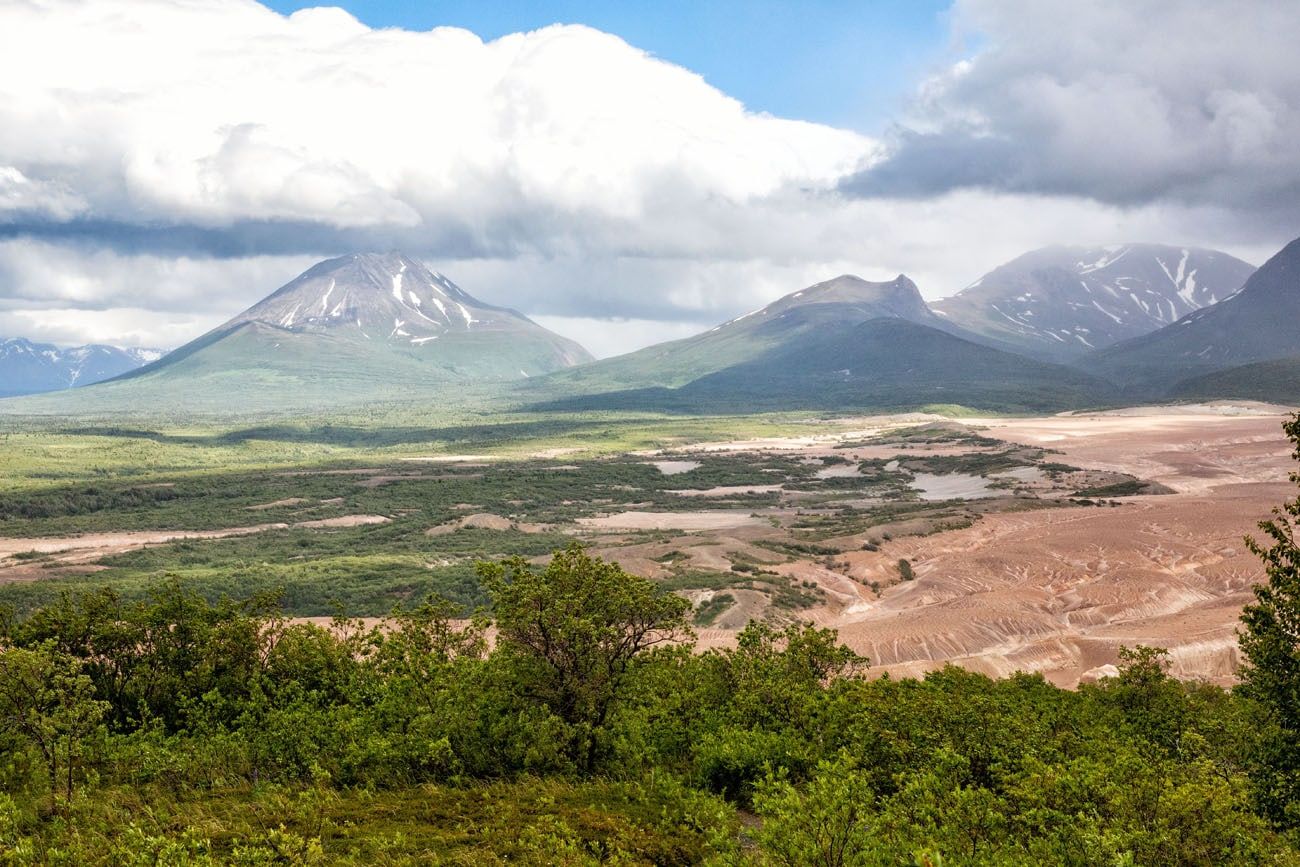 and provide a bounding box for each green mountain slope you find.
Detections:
[535,316,1117,414]
[1169,357,1300,406]
[538,274,942,394]
[2,252,591,415]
